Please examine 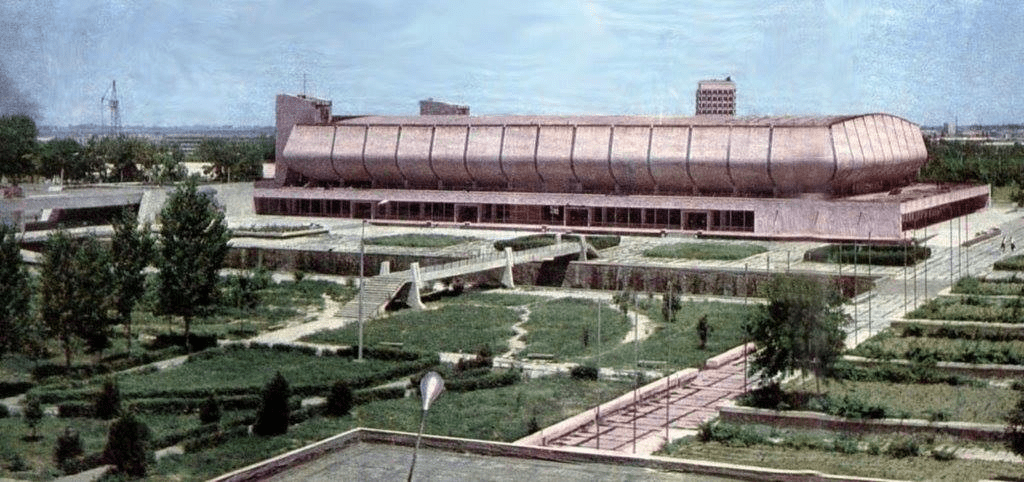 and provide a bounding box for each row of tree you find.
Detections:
[0,179,230,366]
[0,114,272,185]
